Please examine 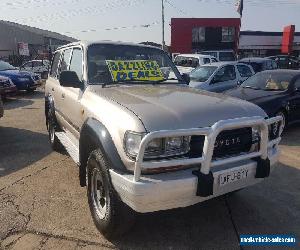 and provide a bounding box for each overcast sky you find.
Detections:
[0,0,299,44]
